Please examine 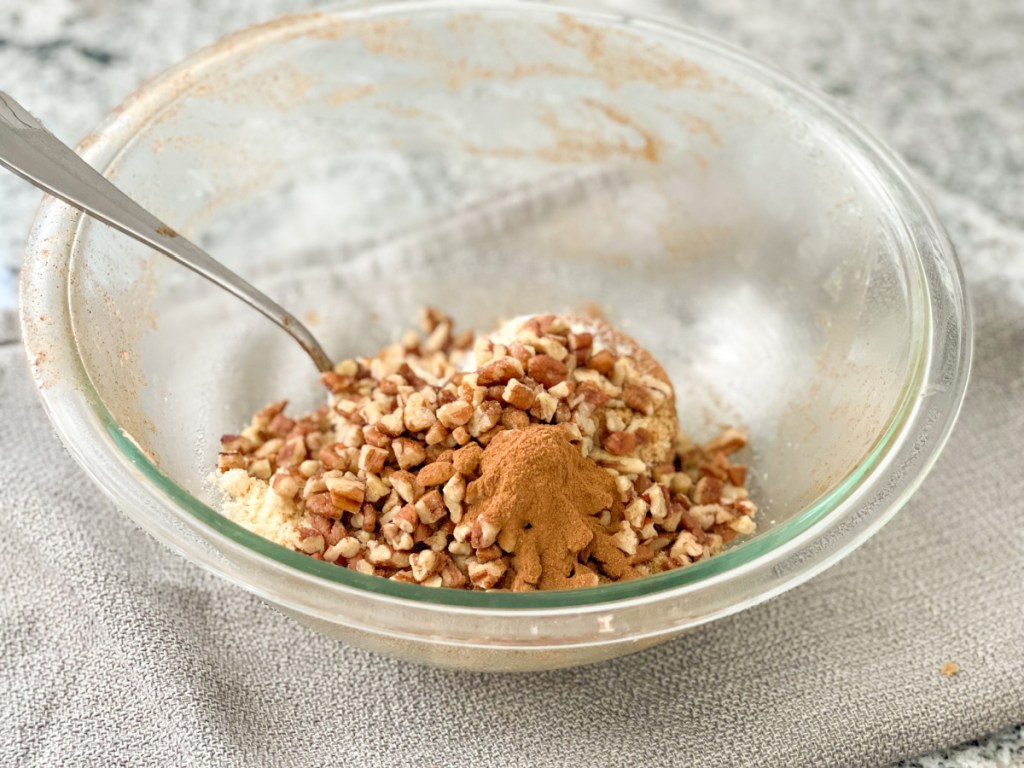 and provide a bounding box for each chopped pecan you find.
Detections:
[220,434,254,453]
[586,349,617,375]
[362,424,392,449]
[452,443,484,476]
[270,469,302,500]
[217,452,246,472]
[418,461,456,487]
[393,503,420,533]
[530,391,558,422]
[438,553,468,588]
[589,449,646,475]
[389,470,421,504]
[319,443,351,471]
[252,400,288,428]
[726,464,748,486]
[320,371,352,394]
[324,536,361,563]
[603,431,637,456]
[392,437,427,470]
[415,489,446,525]
[467,558,507,589]
[705,428,748,456]
[305,491,339,520]
[576,381,609,407]
[298,459,320,479]
[508,342,533,365]
[296,529,325,554]
[527,354,568,388]
[467,401,503,437]
[409,550,440,582]
[442,473,466,522]
[694,476,724,505]
[610,522,638,556]
[267,412,296,436]
[501,379,535,410]
[358,444,388,474]
[248,458,272,480]
[377,410,406,437]
[477,356,525,386]
[623,383,654,414]
[501,408,531,430]
[403,394,437,433]
[325,474,365,514]
[437,400,473,428]
[568,331,593,351]
[424,421,451,446]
